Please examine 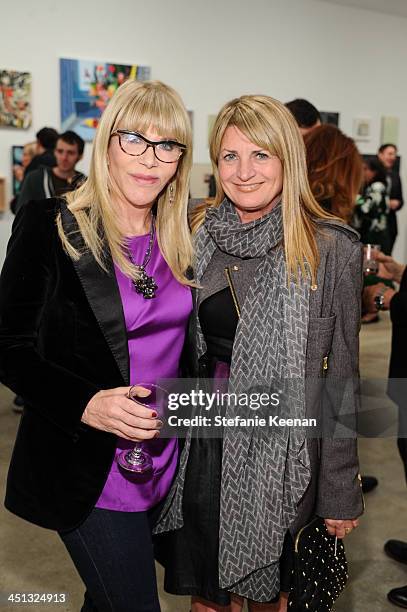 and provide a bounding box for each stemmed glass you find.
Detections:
[117,383,167,474]
[363,244,381,275]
